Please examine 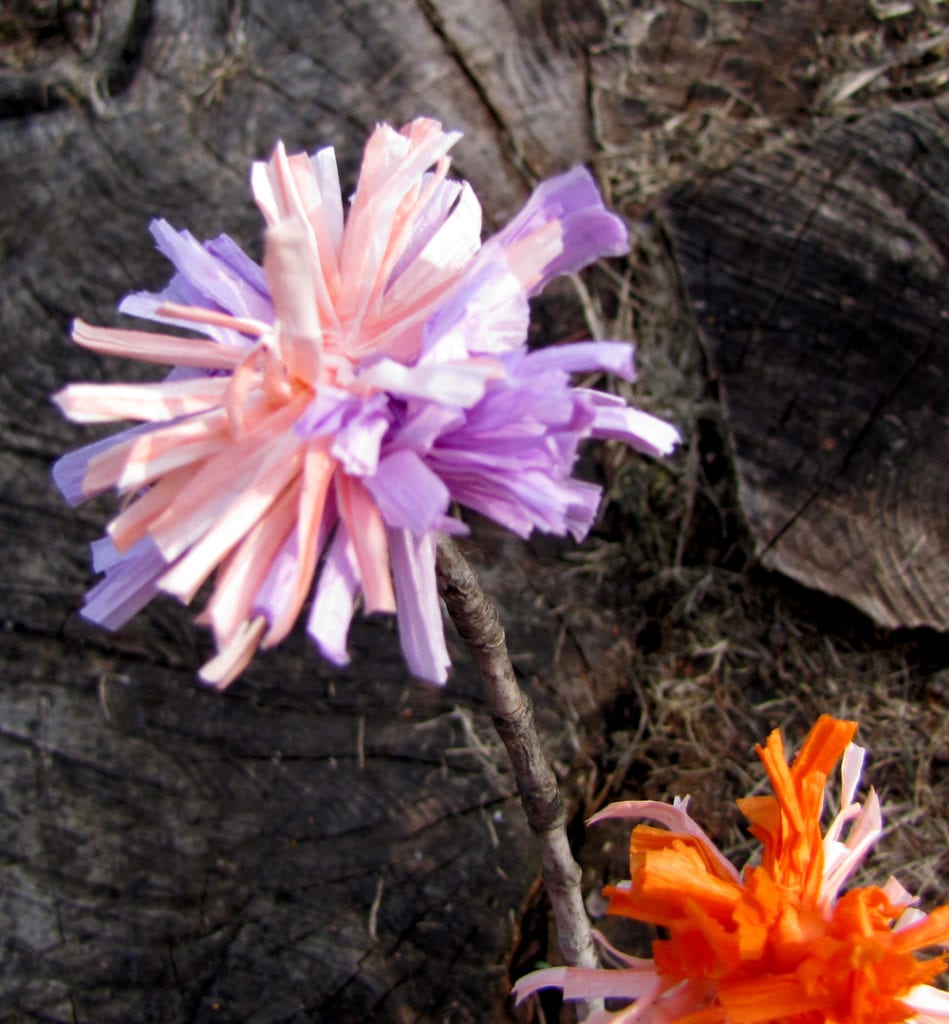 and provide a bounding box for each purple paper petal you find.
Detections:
[562,479,605,541]
[521,340,636,381]
[252,529,302,630]
[295,386,362,438]
[307,525,360,666]
[423,257,530,359]
[488,166,629,295]
[330,396,392,475]
[118,222,273,346]
[204,234,271,298]
[586,391,682,456]
[91,536,124,572]
[81,536,168,631]
[388,527,449,684]
[253,494,337,628]
[52,423,155,505]
[388,402,466,455]
[440,461,601,542]
[148,220,273,321]
[363,449,451,534]
[415,359,612,542]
